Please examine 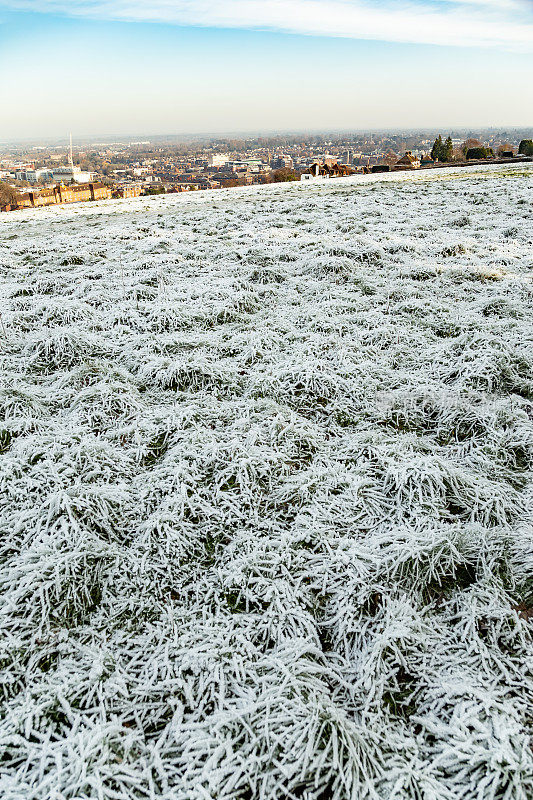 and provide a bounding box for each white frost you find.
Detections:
[0,164,532,799]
